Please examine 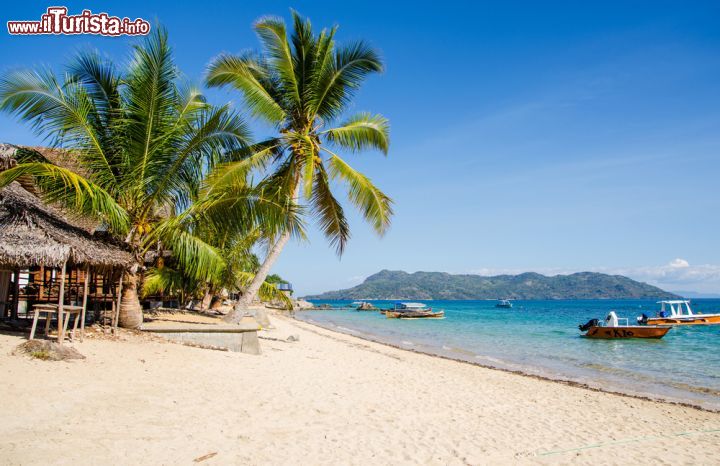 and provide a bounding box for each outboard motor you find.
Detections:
[579,318,599,332]
[636,313,649,324]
